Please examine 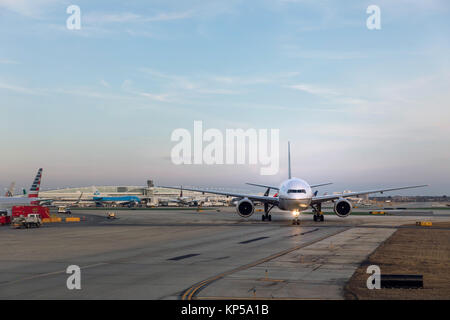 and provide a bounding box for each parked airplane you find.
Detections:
[0,168,44,214]
[92,189,141,207]
[164,186,203,207]
[160,143,427,222]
